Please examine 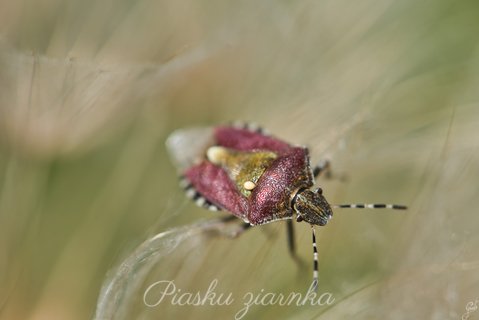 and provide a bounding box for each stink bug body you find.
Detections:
[166,122,407,287]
